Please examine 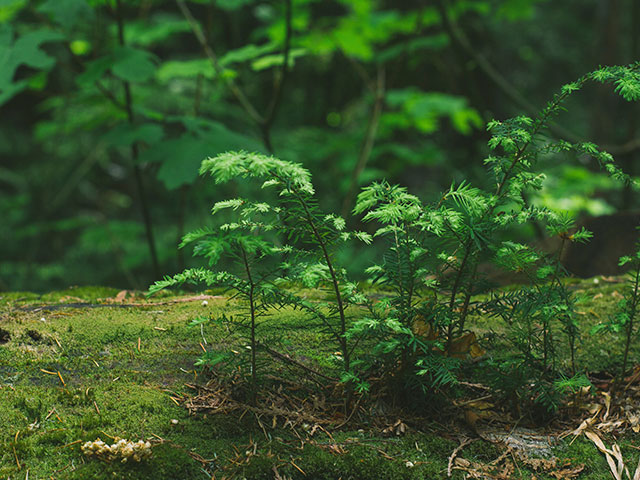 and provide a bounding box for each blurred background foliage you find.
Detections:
[1,0,639,291]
